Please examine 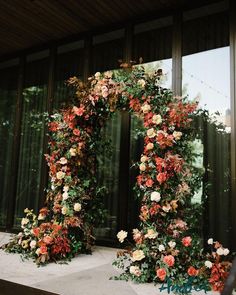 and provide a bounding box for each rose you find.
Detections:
[61,206,68,215]
[130,266,141,277]
[182,236,192,247]
[158,244,165,252]
[30,240,37,249]
[207,238,213,245]
[145,229,158,239]
[187,266,198,276]
[62,192,69,200]
[94,72,101,79]
[73,129,80,136]
[74,203,82,212]
[150,191,161,202]
[146,142,154,150]
[163,255,175,267]
[43,236,53,245]
[117,230,128,243]
[205,260,213,268]
[216,247,225,255]
[168,241,176,248]
[69,148,77,156]
[139,163,146,171]
[137,79,146,88]
[141,103,151,113]
[173,131,182,140]
[140,155,148,162]
[156,268,167,281]
[147,128,156,138]
[63,186,69,192]
[223,248,230,256]
[38,213,46,220]
[152,114,162,125]
[39,245,48,255]
[132,250,145,261]
[145,179,154,187]
[56,171,65,180]
[59,157,67,165]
